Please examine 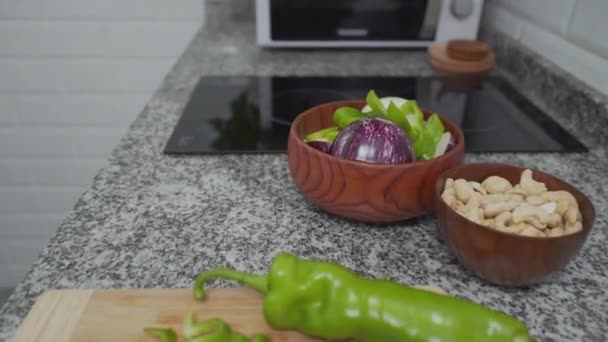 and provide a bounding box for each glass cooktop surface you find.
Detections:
[164,76,587,154]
